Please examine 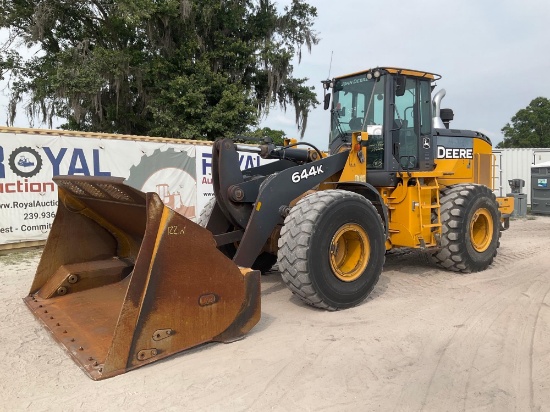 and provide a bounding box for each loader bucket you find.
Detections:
[24,176,261,380]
